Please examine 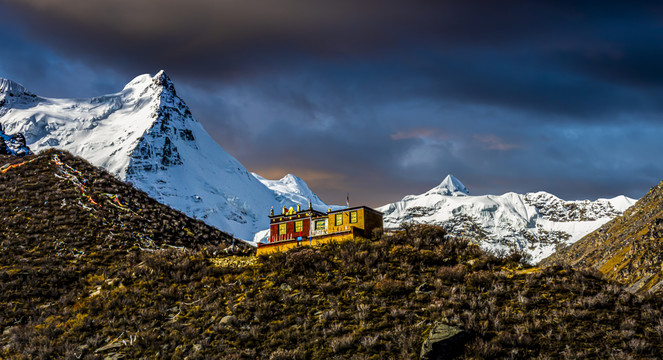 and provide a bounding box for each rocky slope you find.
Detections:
[378,175,636,263]
[543,180,663,294]
[0,73,330,241]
